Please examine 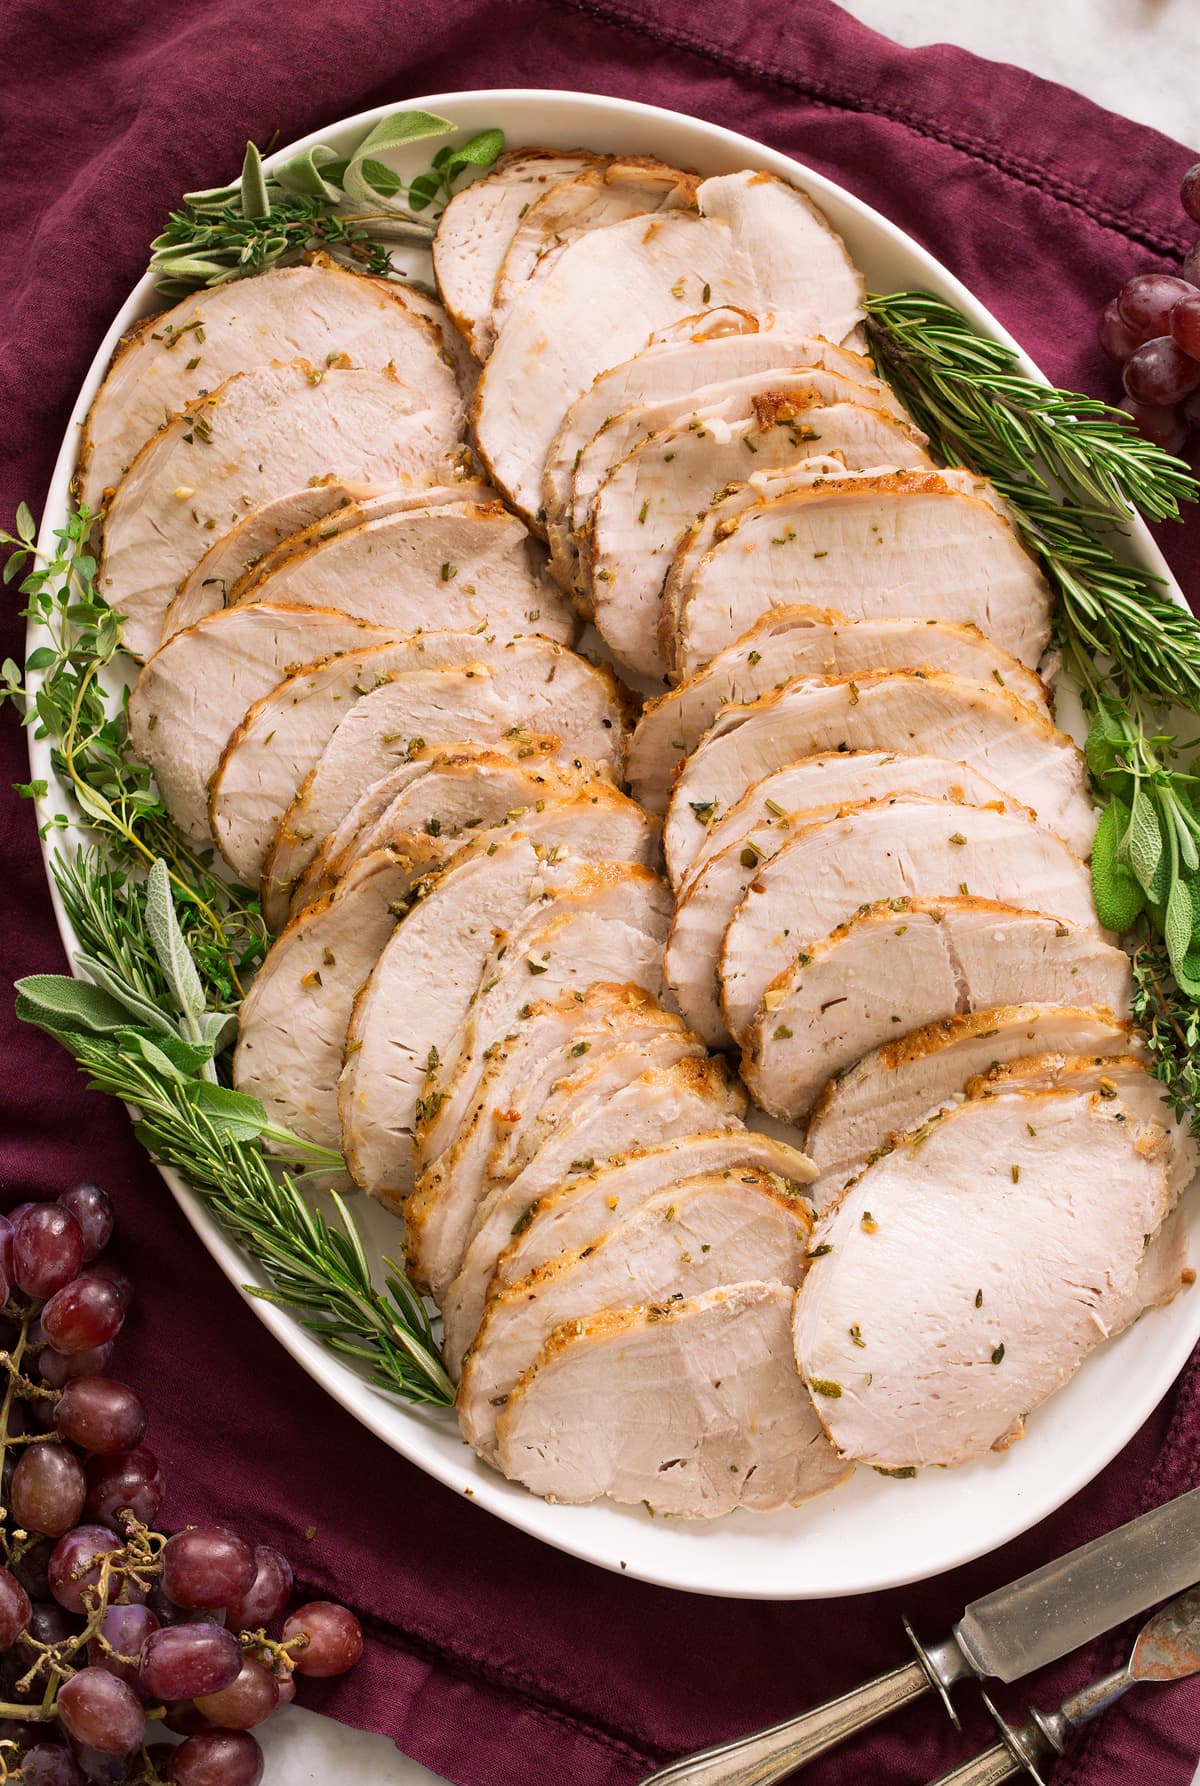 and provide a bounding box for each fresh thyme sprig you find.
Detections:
[865,290,1200,709]
[150,113,504,296]
[1131,938,1200,1138]
[15,862,452,1407]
